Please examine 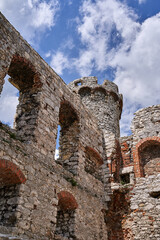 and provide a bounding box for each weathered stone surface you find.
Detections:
[0,11,160,240]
